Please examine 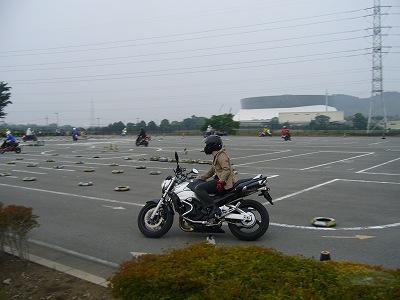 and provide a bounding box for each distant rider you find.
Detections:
[72,127,79,141]
[136,127,147,143]
[262,126,272,137]
[281,126,290,140]
[195,135,236,219]
[3,130,16,148]
[205,125,214,137]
